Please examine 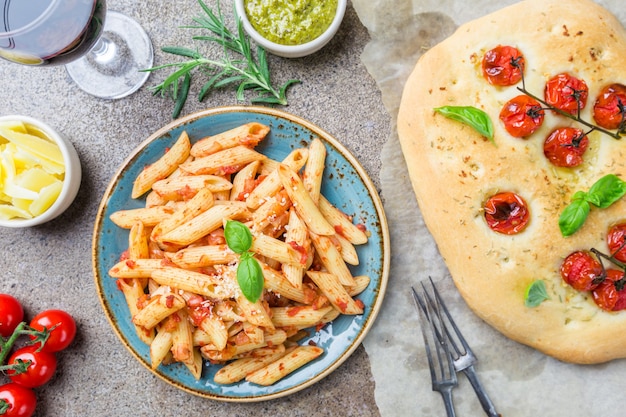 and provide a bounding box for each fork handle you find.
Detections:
[439,389,457,417]
[463,365,500,417]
